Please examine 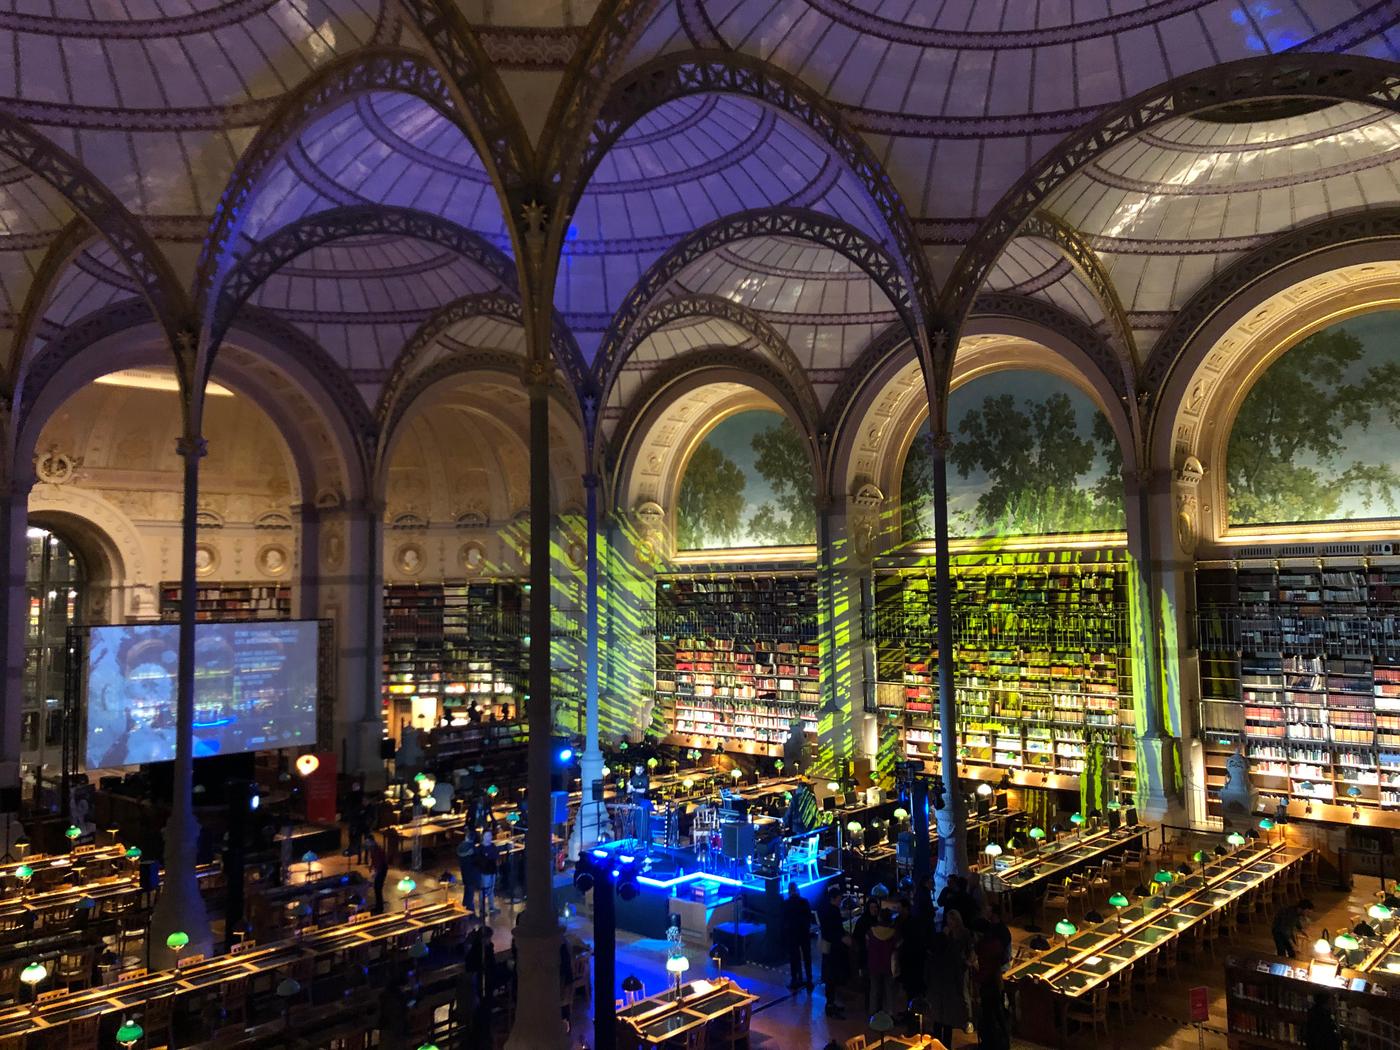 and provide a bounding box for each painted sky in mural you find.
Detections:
[903,370,1124,539]
[1228,311,1400,526]
[676,409,816,550]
